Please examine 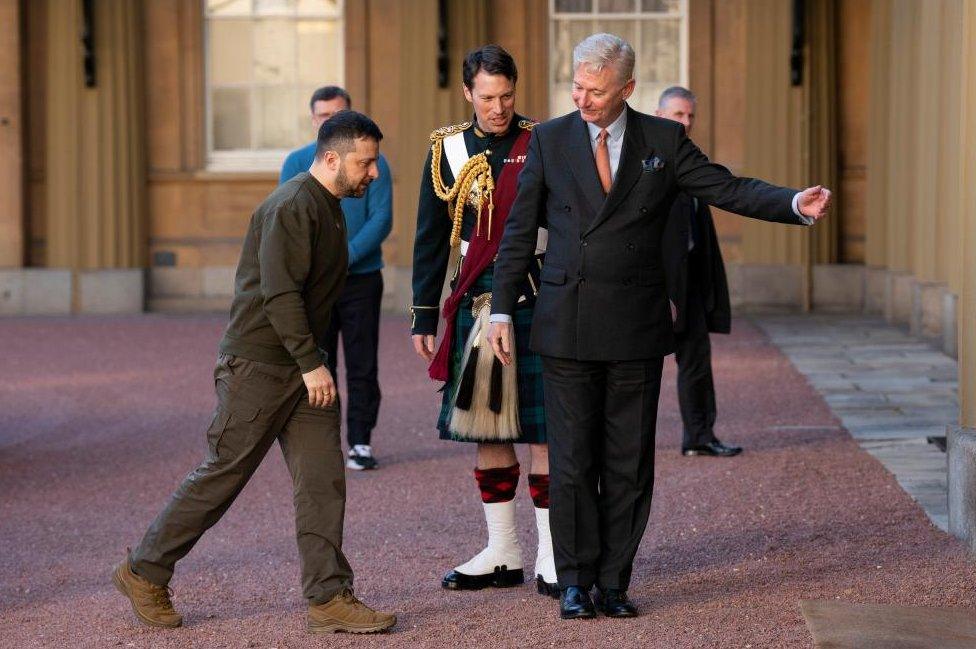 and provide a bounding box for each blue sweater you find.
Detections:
[279,142,392,275]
